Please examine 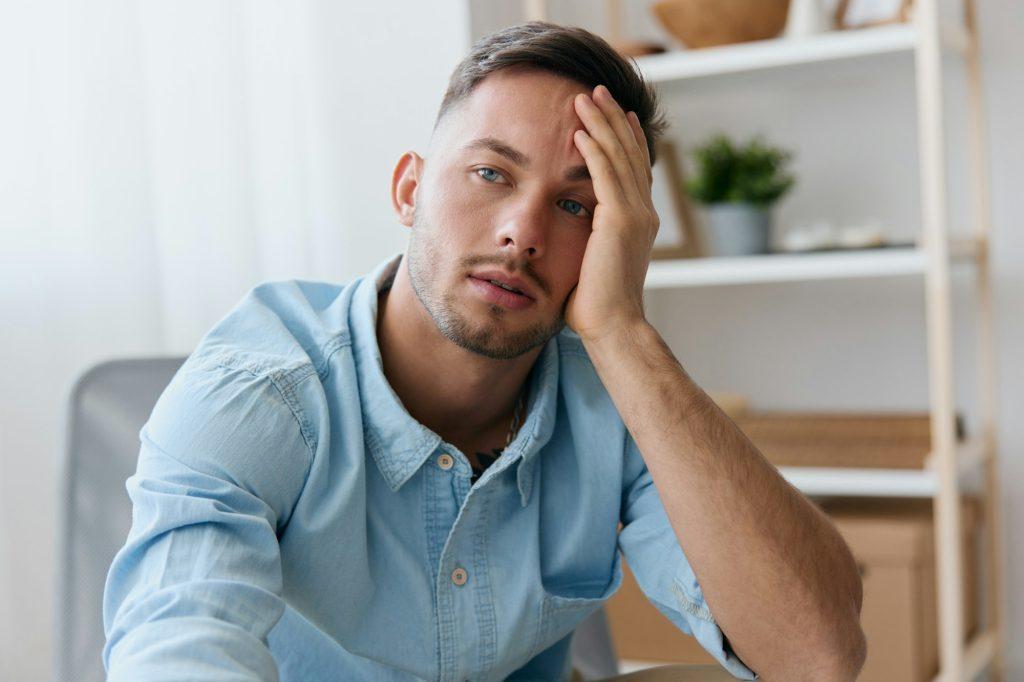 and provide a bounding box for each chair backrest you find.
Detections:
[54,355,621,681]
[56,357,185,682]
[571,605,620,678]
